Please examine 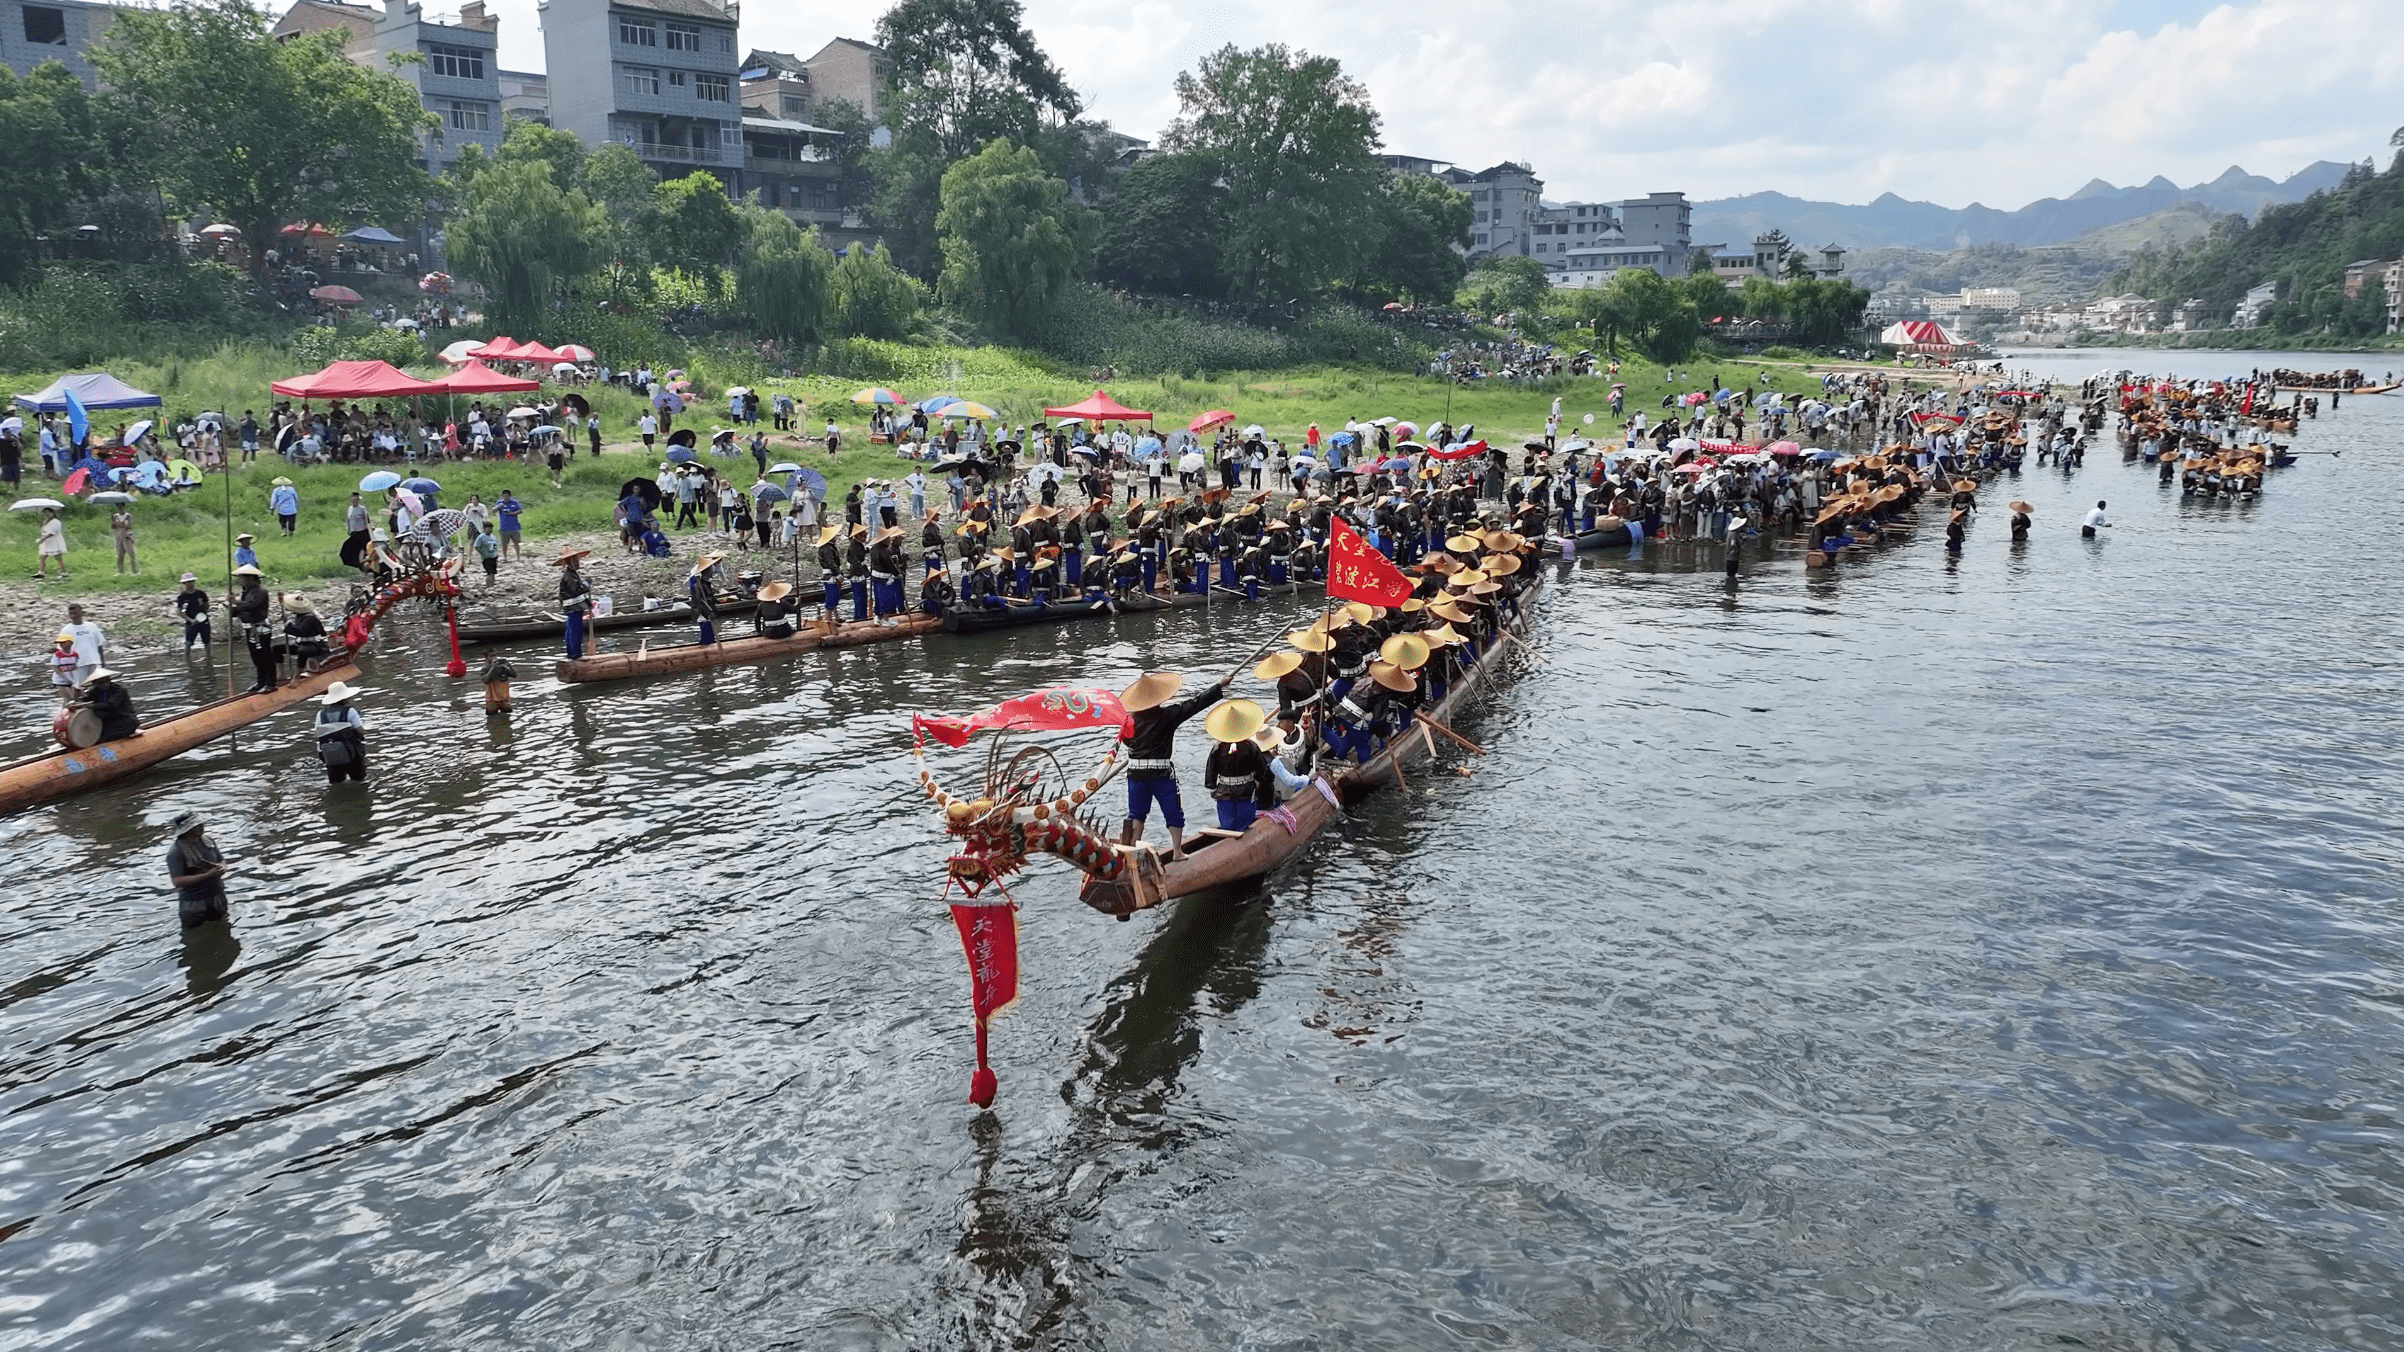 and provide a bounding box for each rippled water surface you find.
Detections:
[4,350,2401,1349]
